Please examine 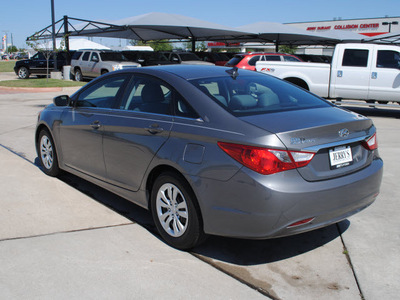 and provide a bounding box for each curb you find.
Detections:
[0,86,81,94]
[0,86,63,92]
